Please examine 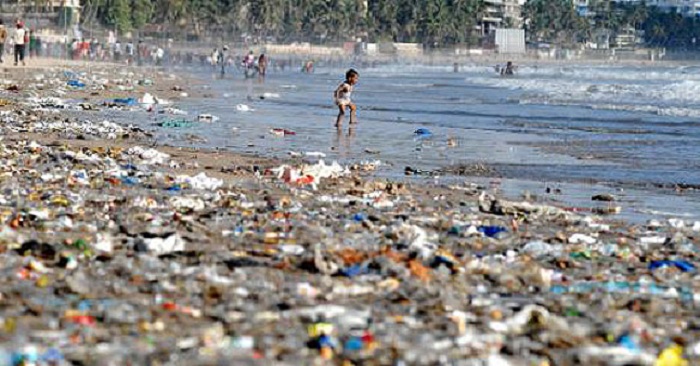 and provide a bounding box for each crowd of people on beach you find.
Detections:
[207,47,271,78]
[0,23,328,78]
